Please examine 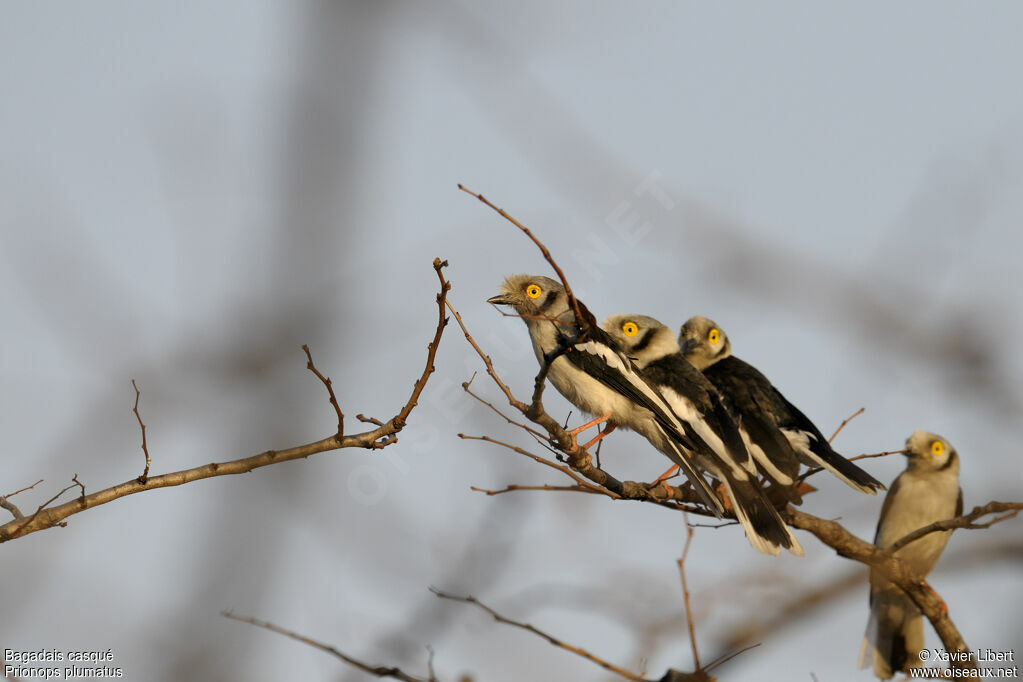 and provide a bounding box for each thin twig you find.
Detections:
[797,449,904,484]
[444,298,524,411]
[71,474,85,500]
[459,433,709,514]
[470,484,602,496]
[457,434,606,494]
[461,373,548,440]
[848,449,906,463]
[431,587,644,681]
[222,612,433,682]
[704,642,762,673]
[886,501,1023,554]
[302,345,344,438]
[20,480,82,533]
[458,183,586,333]
[131,379,152,483]
[425,646,436,682]
[677,513,700,671]
[827,407,864,444]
